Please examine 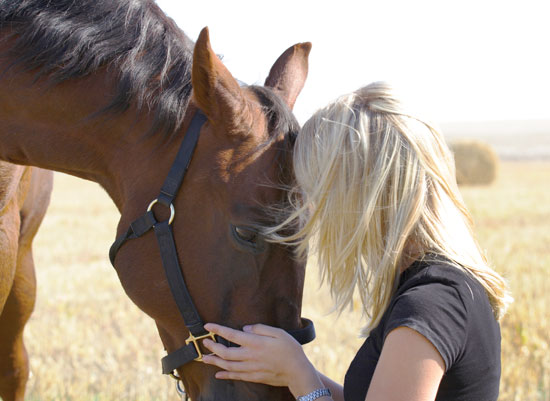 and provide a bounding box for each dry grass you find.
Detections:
[20,161,550,400]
